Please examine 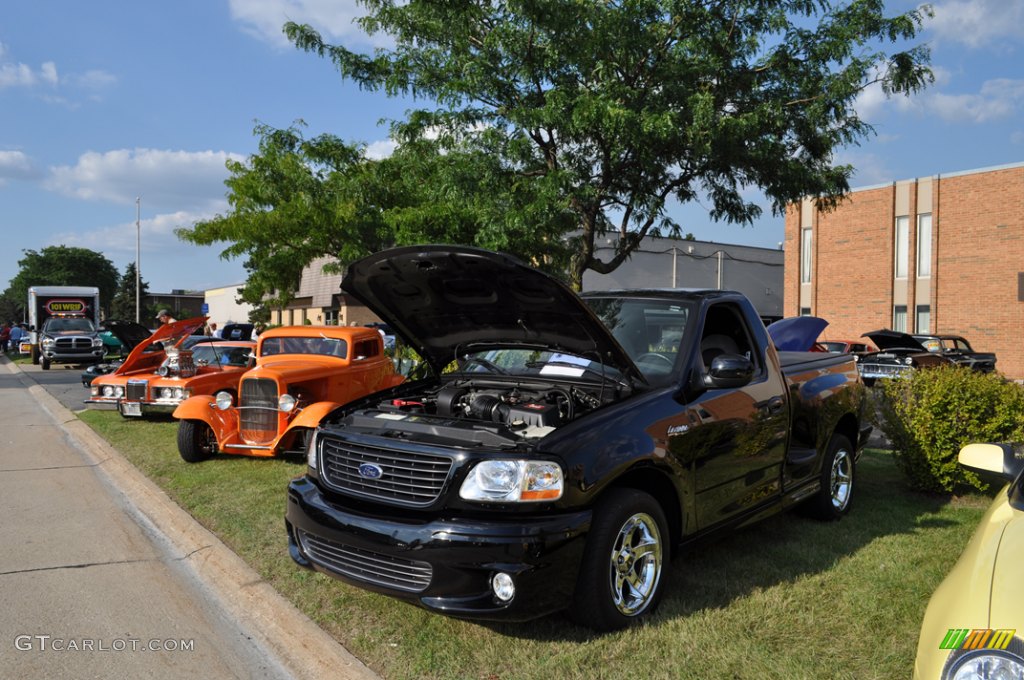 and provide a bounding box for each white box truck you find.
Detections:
[27,286,103,369]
